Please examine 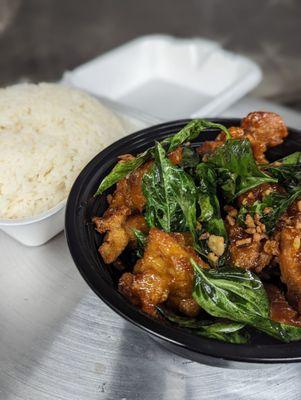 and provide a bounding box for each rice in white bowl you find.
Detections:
[0,83,125,219]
